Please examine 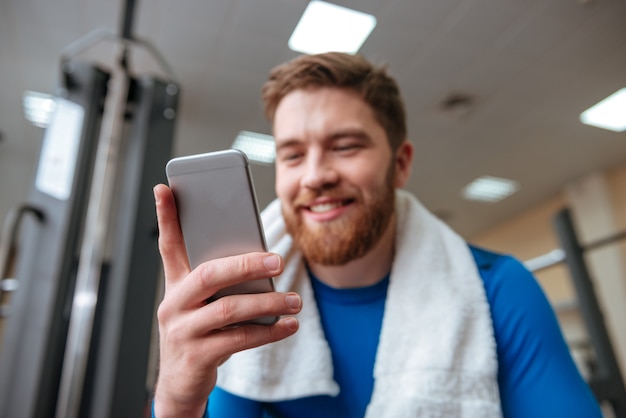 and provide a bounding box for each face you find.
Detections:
[273,87,411,266]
